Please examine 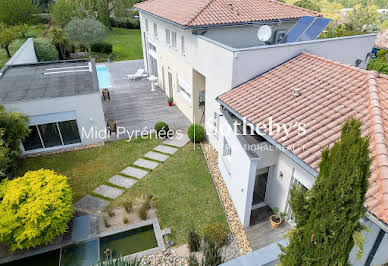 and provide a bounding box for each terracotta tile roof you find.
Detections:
[218,53,388,224]
[375,29,388,49]
[134,0,321,27]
